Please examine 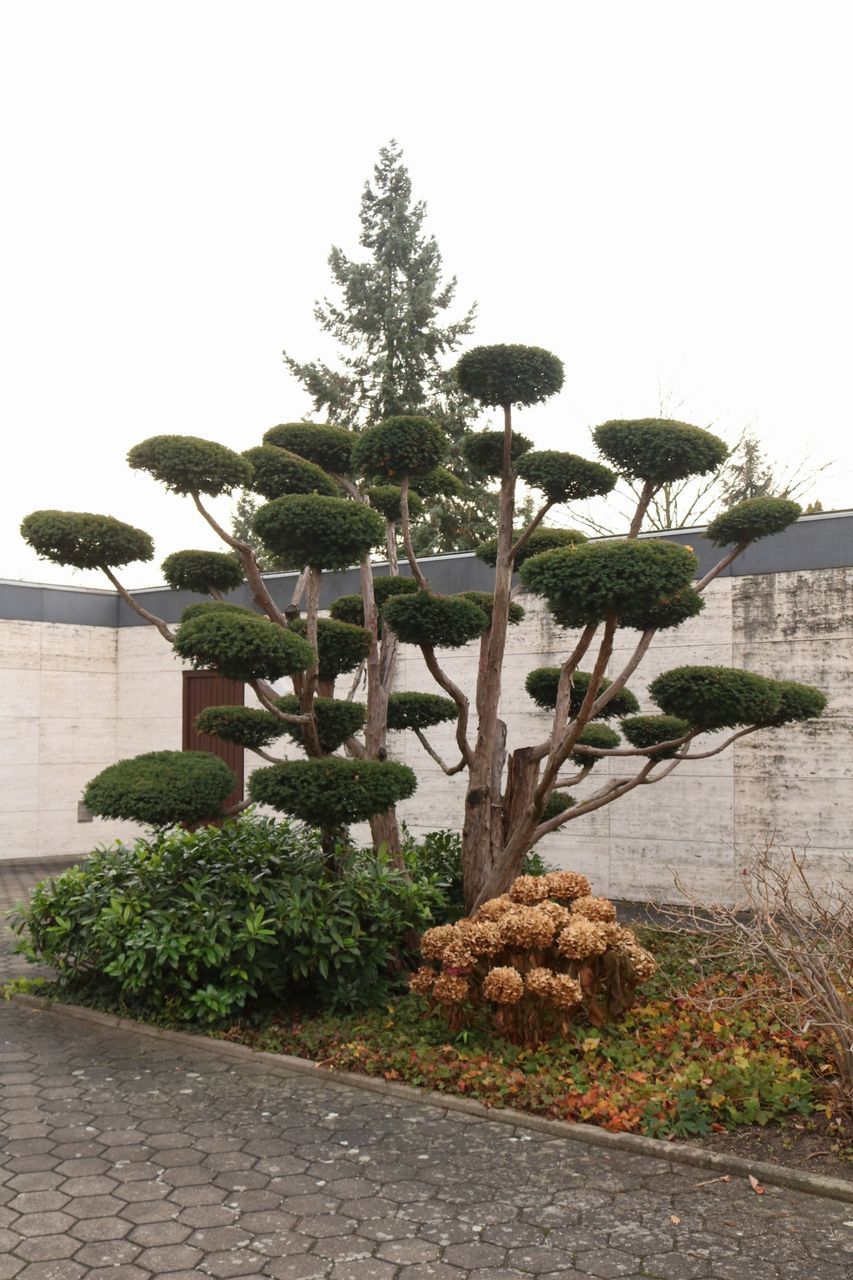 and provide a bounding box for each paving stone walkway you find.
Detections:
[1,1002,851,1280]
